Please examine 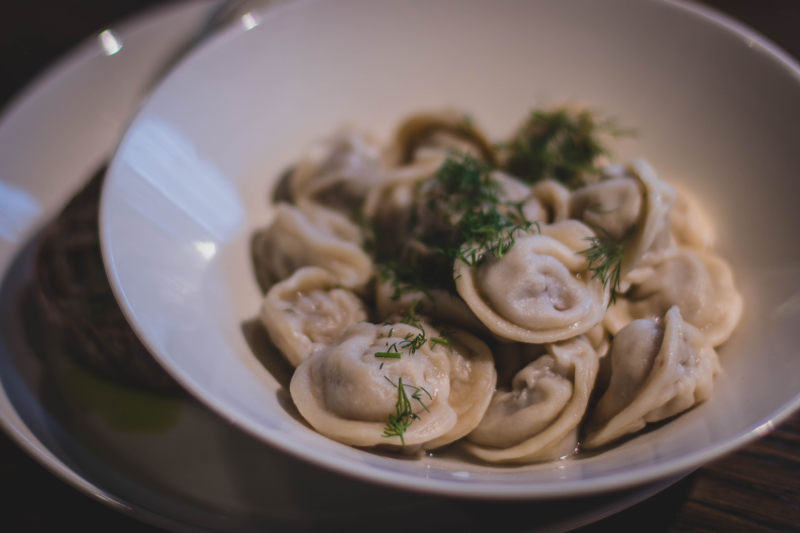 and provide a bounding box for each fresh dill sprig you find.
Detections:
[401,331,426,353]
[434,154,501,209]
[382,376,432,446]
[401,300,424,329]
[429,336,451,349]
[433,153,540,266]
[369,152,540,297]
[503,108,631,189]
[455,209,539,266]
[373,305,427,360]
[578,230,625,305]
[398,301,426,353]
[410,385,432,410]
